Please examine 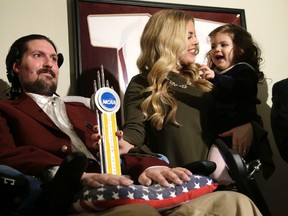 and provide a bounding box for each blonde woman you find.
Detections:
[122,10,254,167]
